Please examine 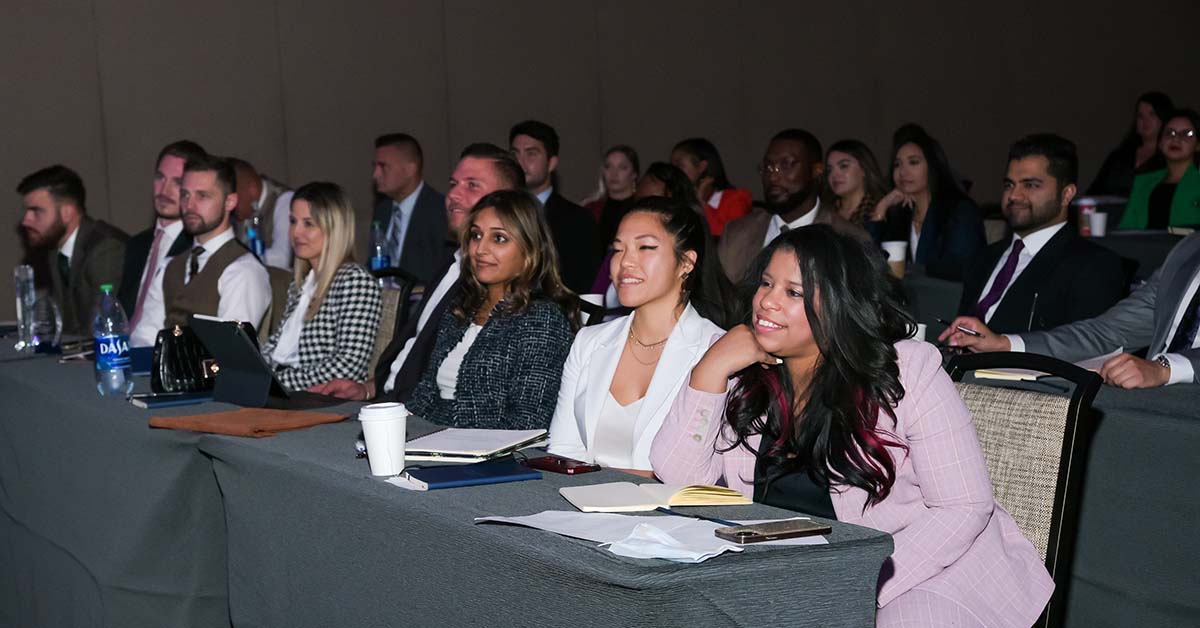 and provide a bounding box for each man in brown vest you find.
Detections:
[133,154,270,339]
